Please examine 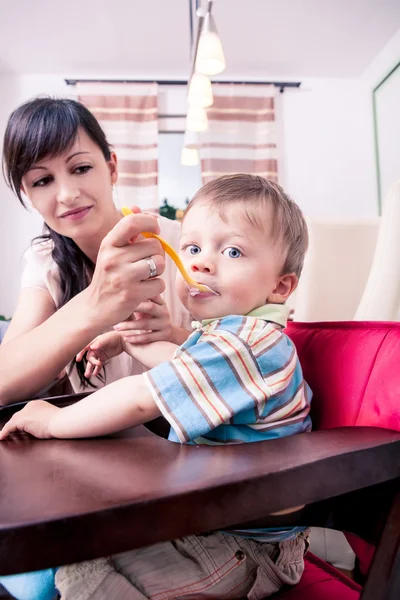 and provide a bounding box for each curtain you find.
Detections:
[199,83,278,184]
[77,82,159,210]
